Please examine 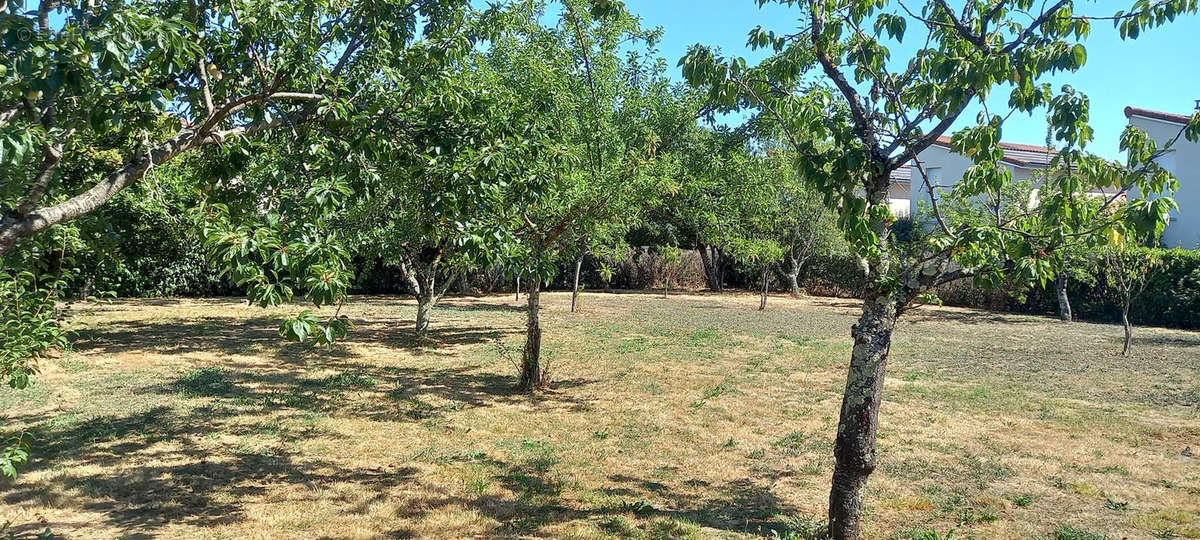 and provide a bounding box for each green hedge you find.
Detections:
[800,248,1200,330]
[1040,248,1200,330]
